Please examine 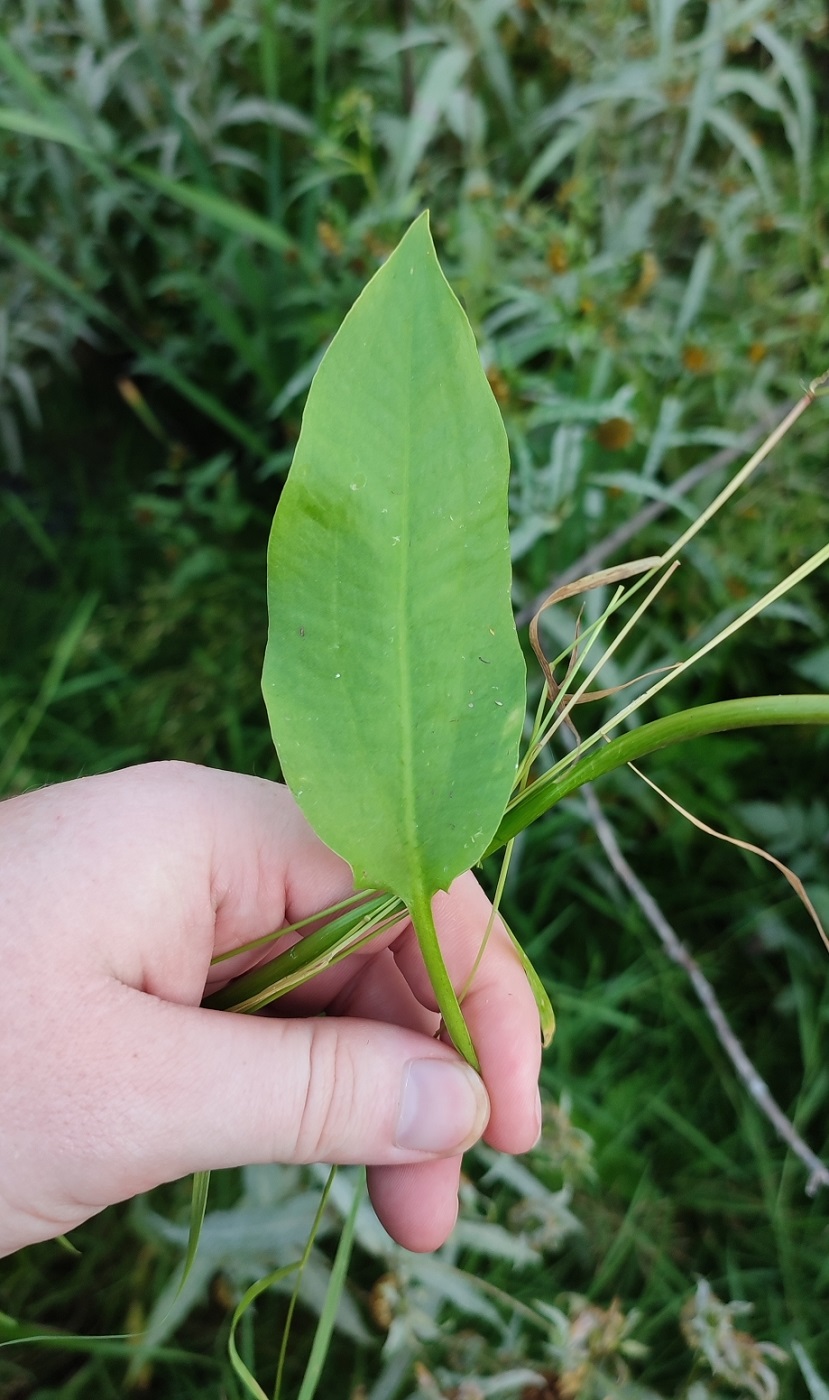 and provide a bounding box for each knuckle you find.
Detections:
[293,1028,359,1162]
